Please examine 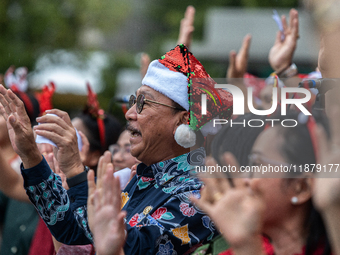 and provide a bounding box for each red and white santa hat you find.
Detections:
[142,44,233,148]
